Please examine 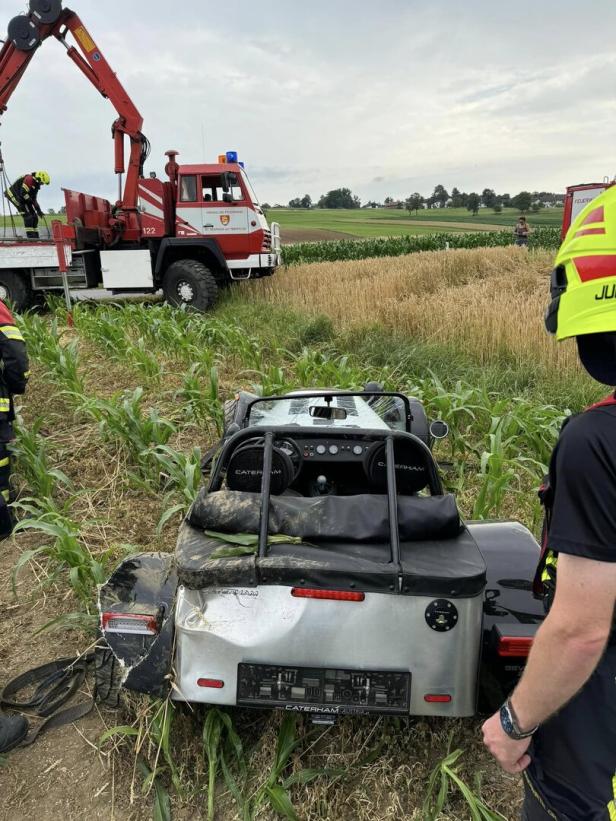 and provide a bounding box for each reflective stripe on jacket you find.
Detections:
[0,301,29,439]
